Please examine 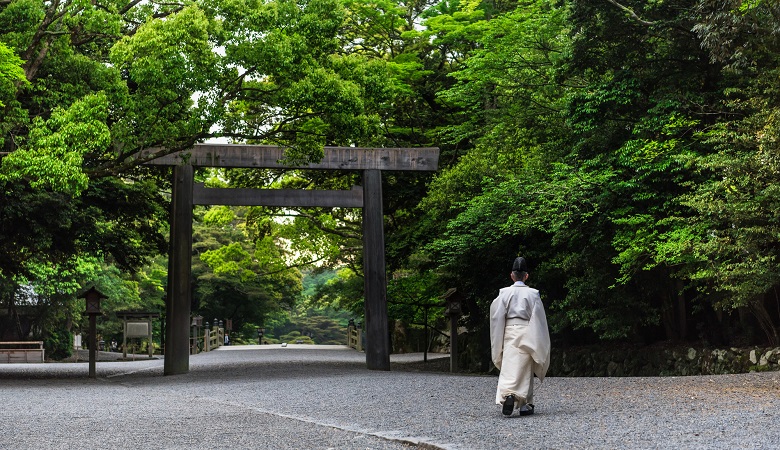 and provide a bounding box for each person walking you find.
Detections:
[490,256,551,417]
